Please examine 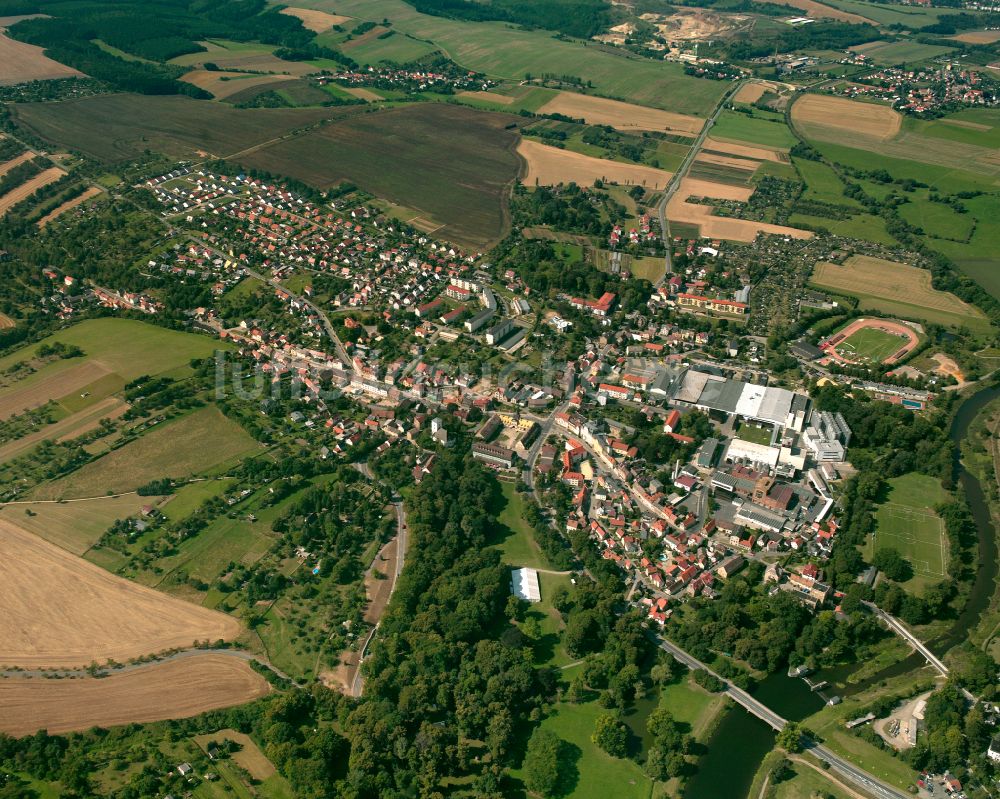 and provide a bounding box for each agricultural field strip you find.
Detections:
[0,166,65,216]
[517,139,673,189]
